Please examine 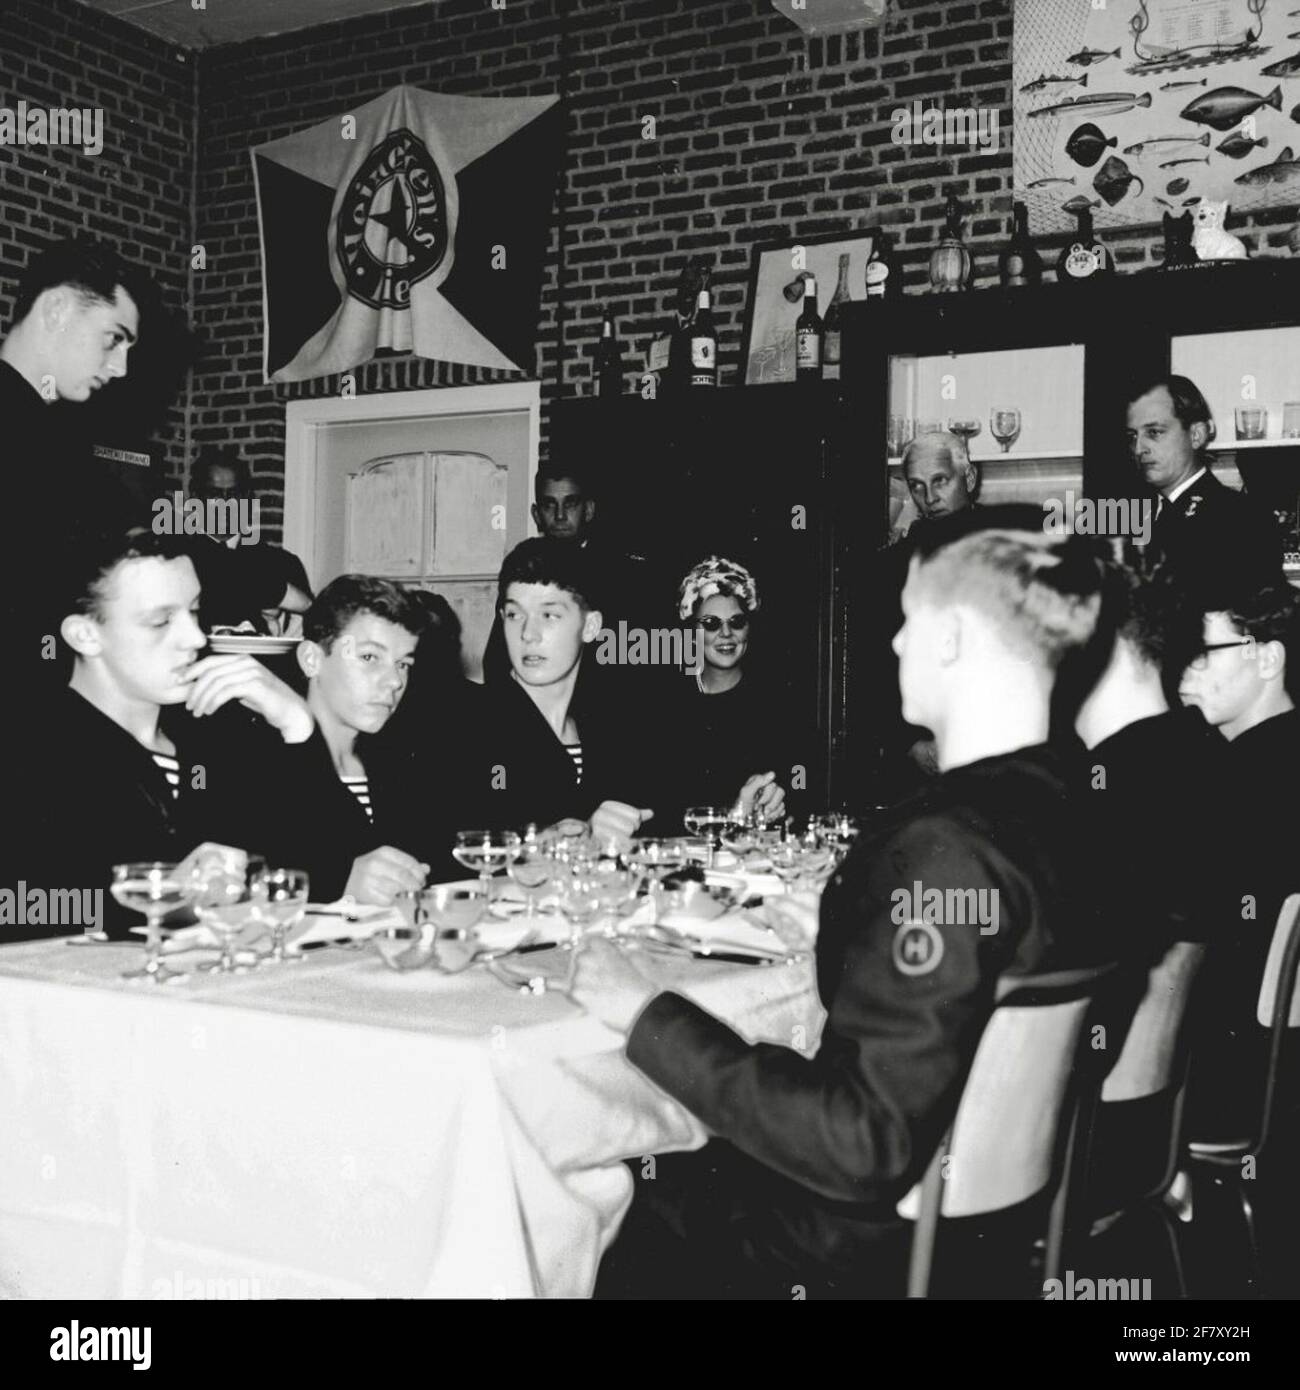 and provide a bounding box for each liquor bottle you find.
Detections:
[795,274,822,380]
[822,254,850,380]
[1056,205,1115,285]
[929,194,972,293]
[688,287,718,387]
[865,229,900,300]
[647,261,702,396]
[999,201,1042,288]
[594,317,623,397]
